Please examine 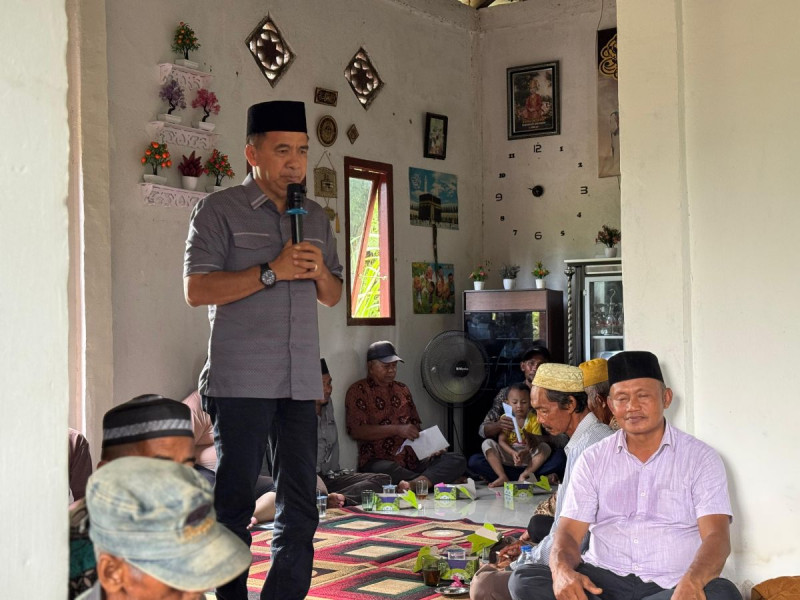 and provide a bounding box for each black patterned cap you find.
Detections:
[608,351,664,386]
[102,394,193,448]
[246,100,307,136]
